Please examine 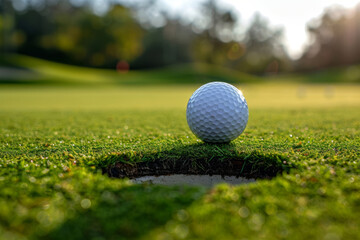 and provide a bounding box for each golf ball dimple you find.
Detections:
[186,82,249,143]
